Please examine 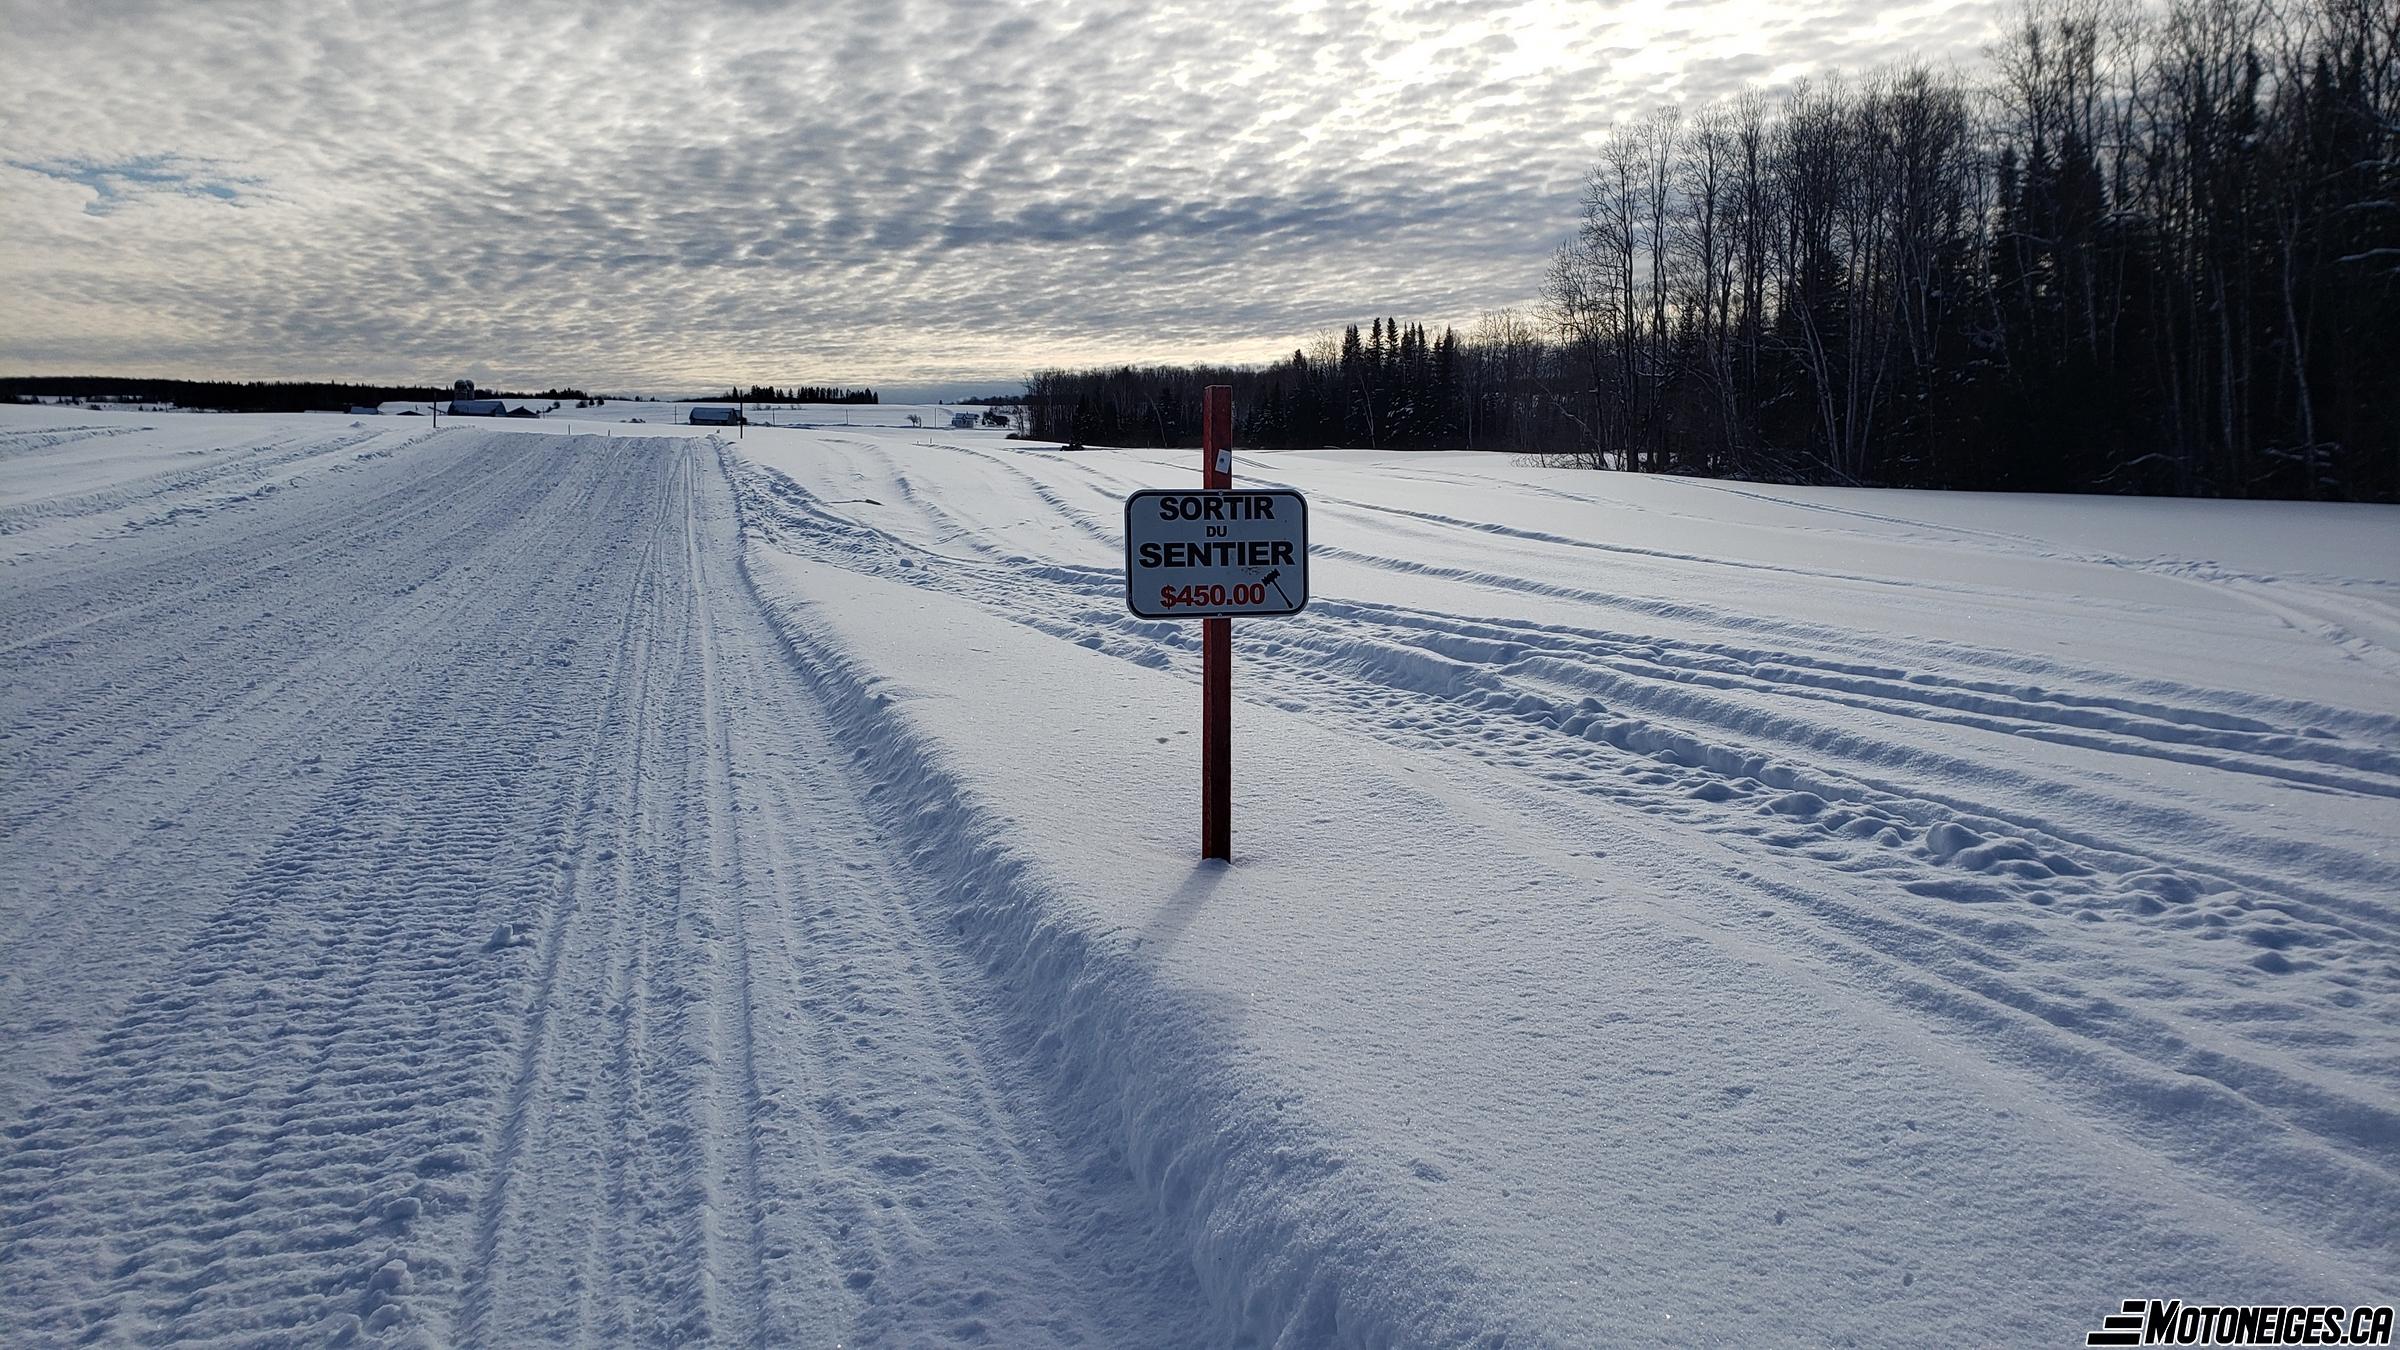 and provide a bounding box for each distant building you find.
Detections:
[949,412,976,428]
[349,406,382,415]
[688,405,744,426]
[454,378,476,401]
[448,399,508,417]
